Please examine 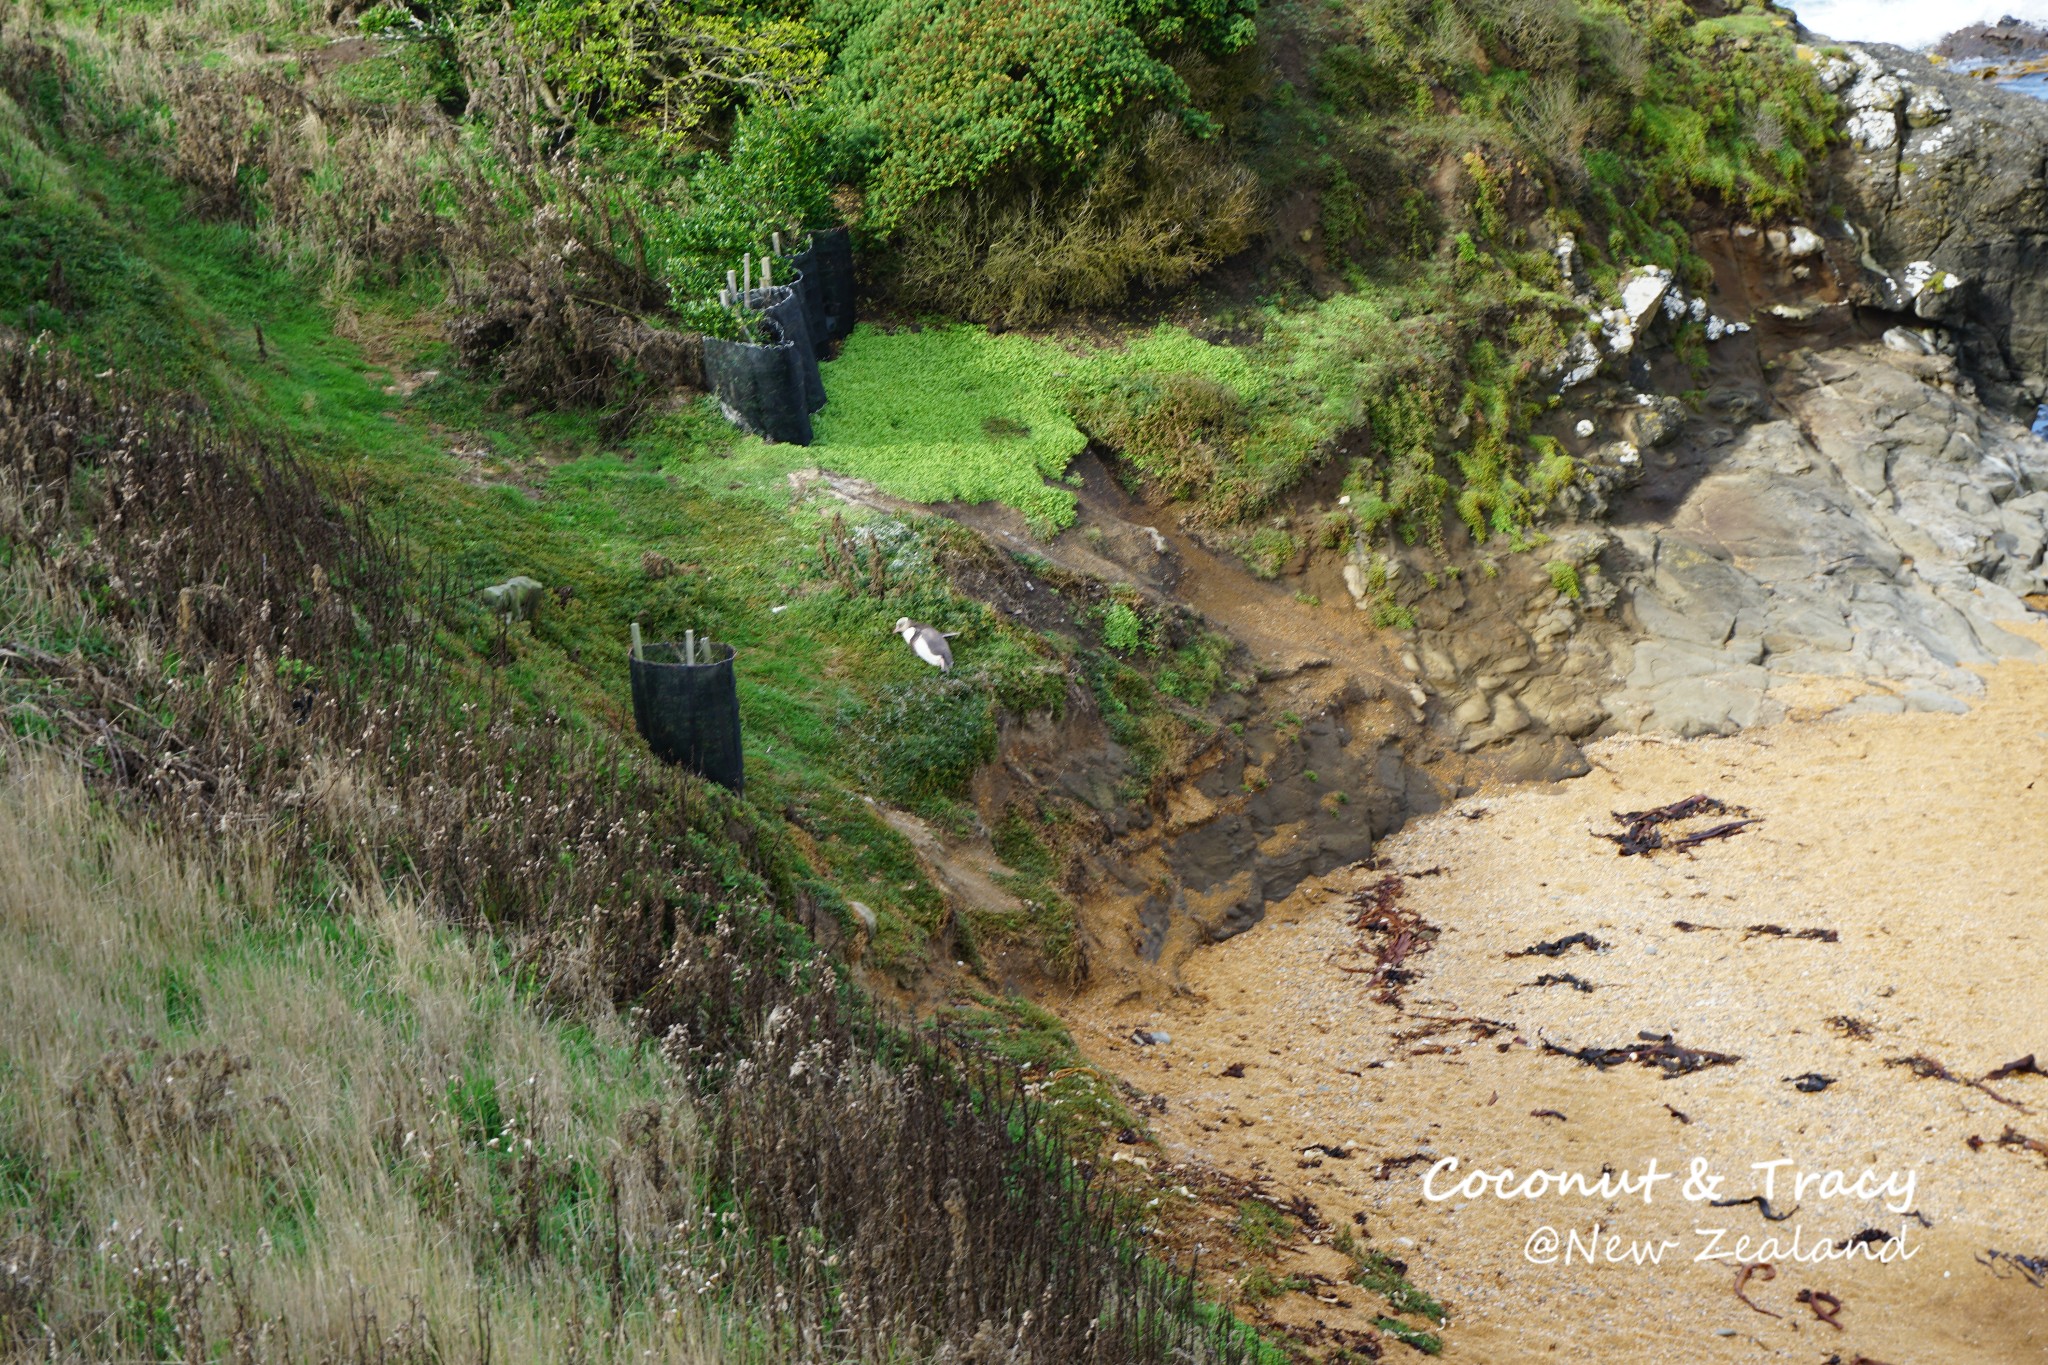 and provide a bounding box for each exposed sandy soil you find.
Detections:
[1062,634,2048,1363]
